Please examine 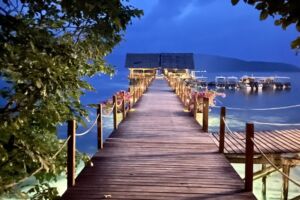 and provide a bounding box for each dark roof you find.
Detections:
[125,53,195,69]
